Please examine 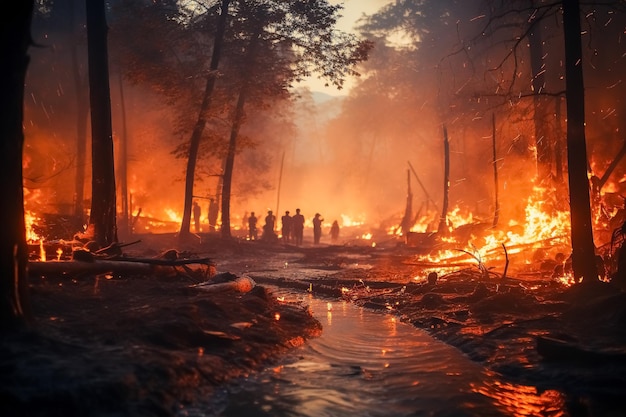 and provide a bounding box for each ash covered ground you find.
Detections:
[2,232,626,417]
